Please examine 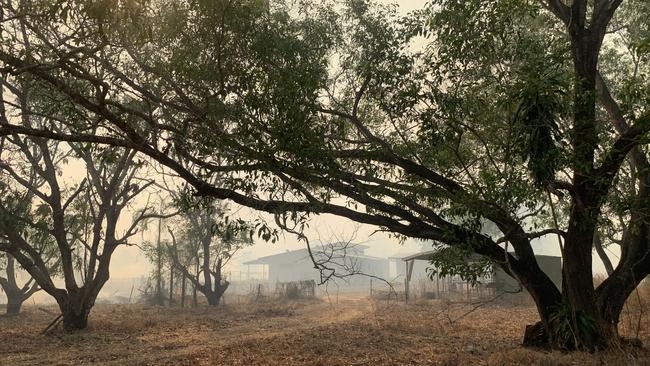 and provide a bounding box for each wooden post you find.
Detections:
[181,275,186,308]
[169,267,174,306]
[155,217,163,303]
[128,283,134,304]
[404,277,408,304]
[193,258,199,307]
